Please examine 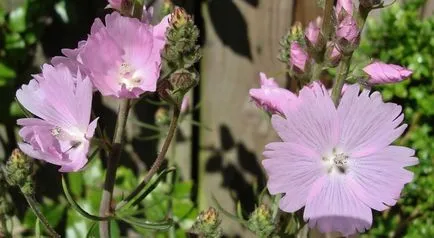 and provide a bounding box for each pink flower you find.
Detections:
[78,12,170,98]
[337,0,353,16]
[16,64,98,172]
[363,62,413,85]
[262,83,417,235]
[336,16,360,45]
[305,17,322,46]
[290,42,309,73]
[249,73,297,115]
